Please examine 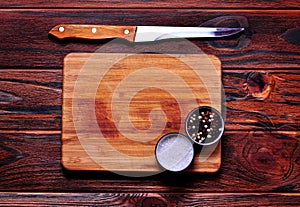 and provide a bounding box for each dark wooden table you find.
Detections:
[0,1,300,206]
